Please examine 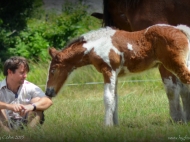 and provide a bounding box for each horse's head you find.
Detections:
[91,0,132,31]
[45,47,72,97]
